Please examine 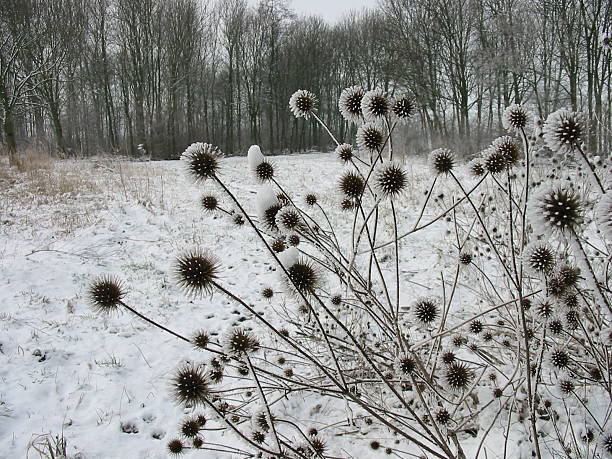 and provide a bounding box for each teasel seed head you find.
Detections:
[175,250,220,297]
[89,276,125,314]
